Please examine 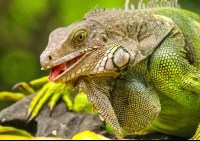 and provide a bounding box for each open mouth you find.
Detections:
[49,53,85,81]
